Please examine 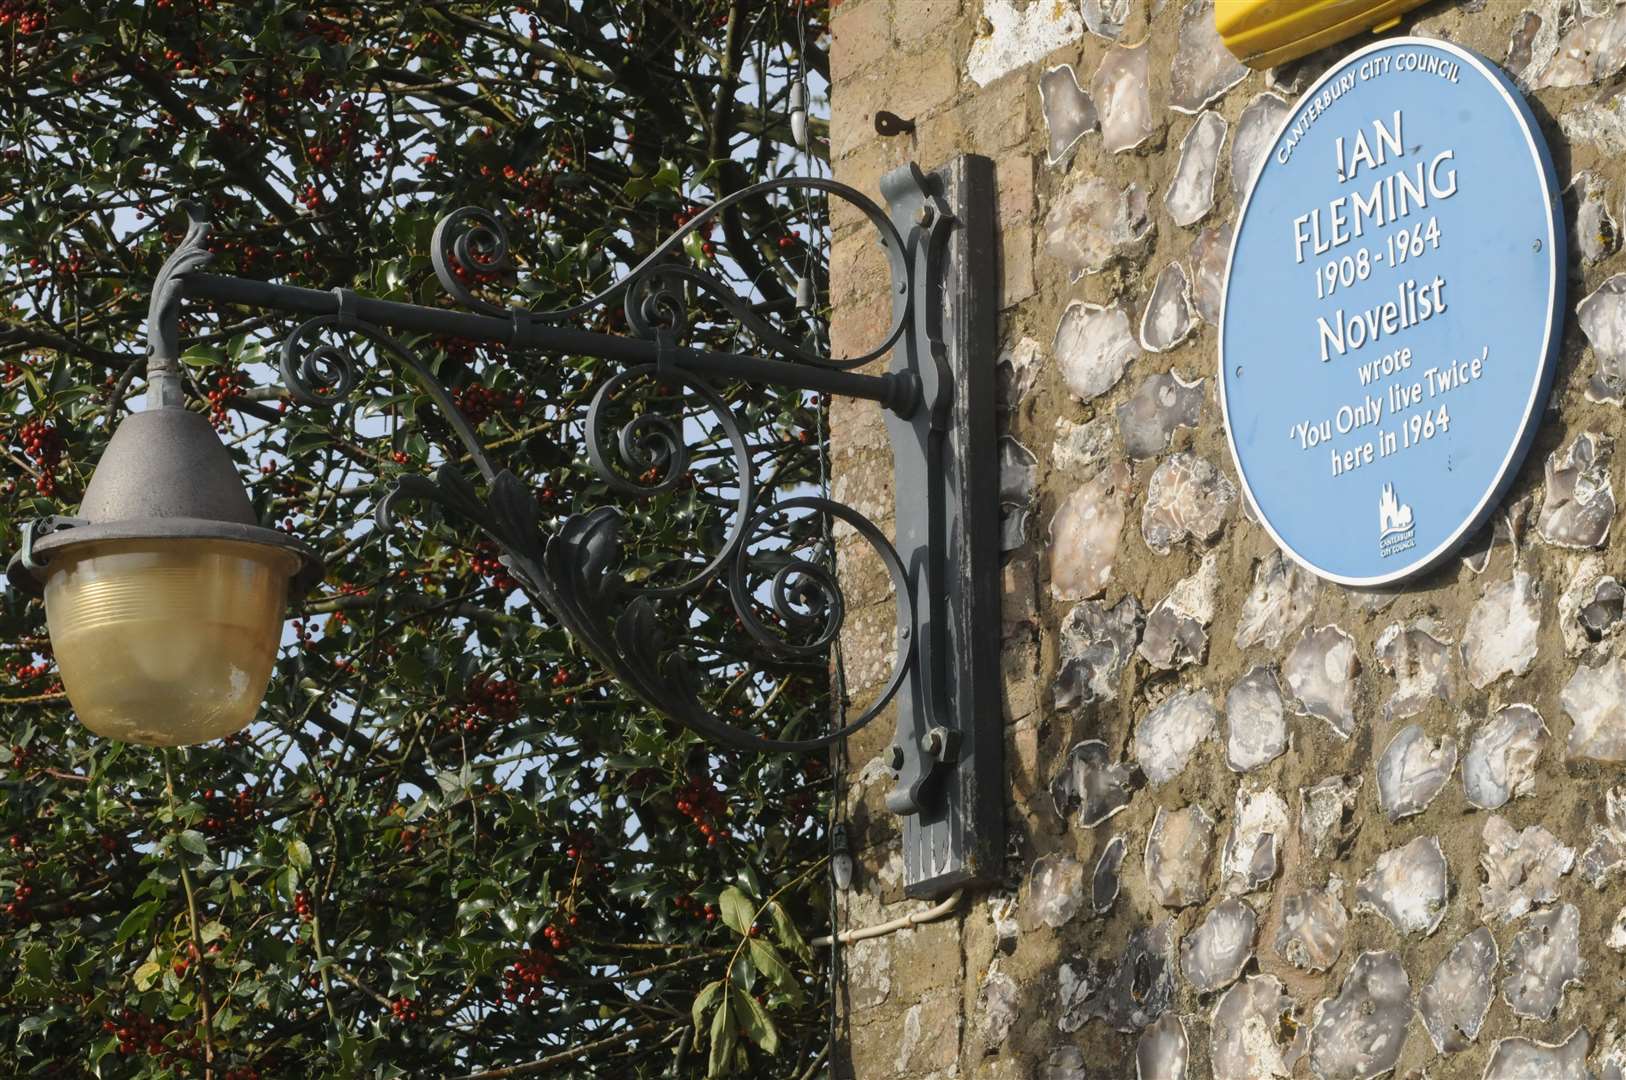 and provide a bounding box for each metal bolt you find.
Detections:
[920,725,959,761]
[1533,238,1542,252]
[1234,365,1243,378]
